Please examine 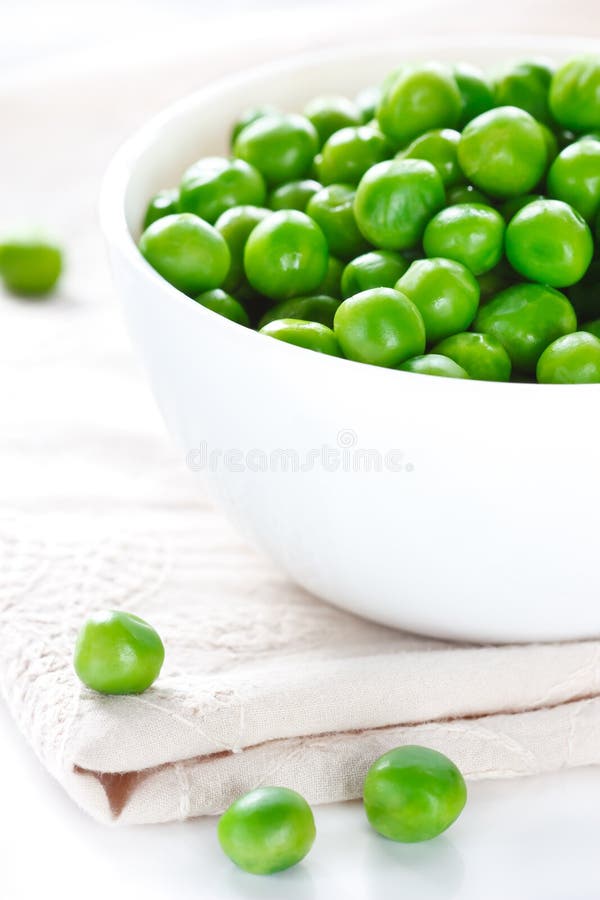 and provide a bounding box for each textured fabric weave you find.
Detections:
[3,512,600,824]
